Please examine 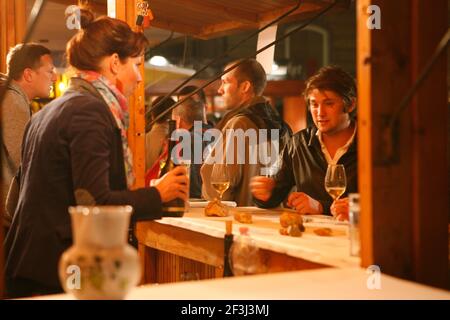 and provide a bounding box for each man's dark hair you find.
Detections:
[6,43,52,81]
[304,65,357,116]
[173,98,204,126]
[150,96,176,124]
[226,58,267,96]
[178,85,206,105]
